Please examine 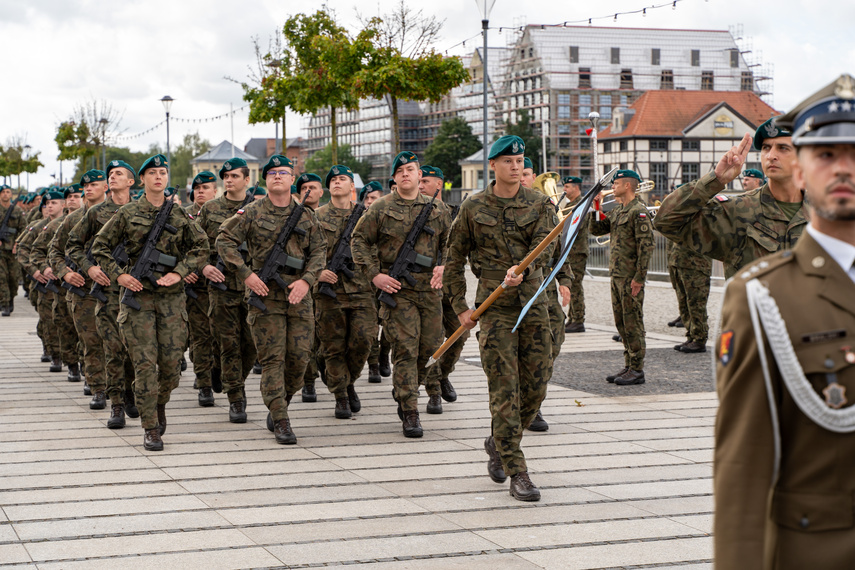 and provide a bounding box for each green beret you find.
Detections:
[219,158,248,179]
[262,155,293,179]
[80,169,105,185]
[253,185,267,196]
[0,184,11,191]
[614,169,642,182]
[163,187,175,198]
[420,165,444,180]
[297,172,323,192]
[775,74,855,146]
[359,181,383,202]
[106,160,136,180]
[290,184,299,195]
[139,154,169,176]
[562,176,582,185]
[391,151,419,176]
[743,168,766,181]
[37,187,47,196]
[387,178,396,189]
[523,157,534,171]
[64,183,83,197]
[325,165,353,189]
[192,171,217,189]
[45,189,65,201]
[753,117,792,151]
[488,135,525,160]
